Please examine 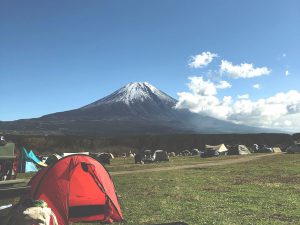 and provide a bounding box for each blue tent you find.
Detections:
[19,148,38,173]
[28,150,46,166]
